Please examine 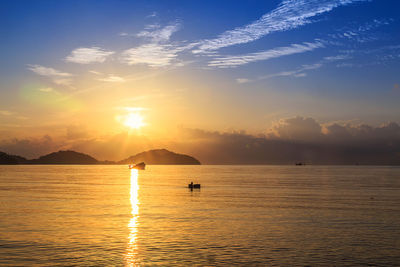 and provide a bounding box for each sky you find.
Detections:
[1,0,400,163]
